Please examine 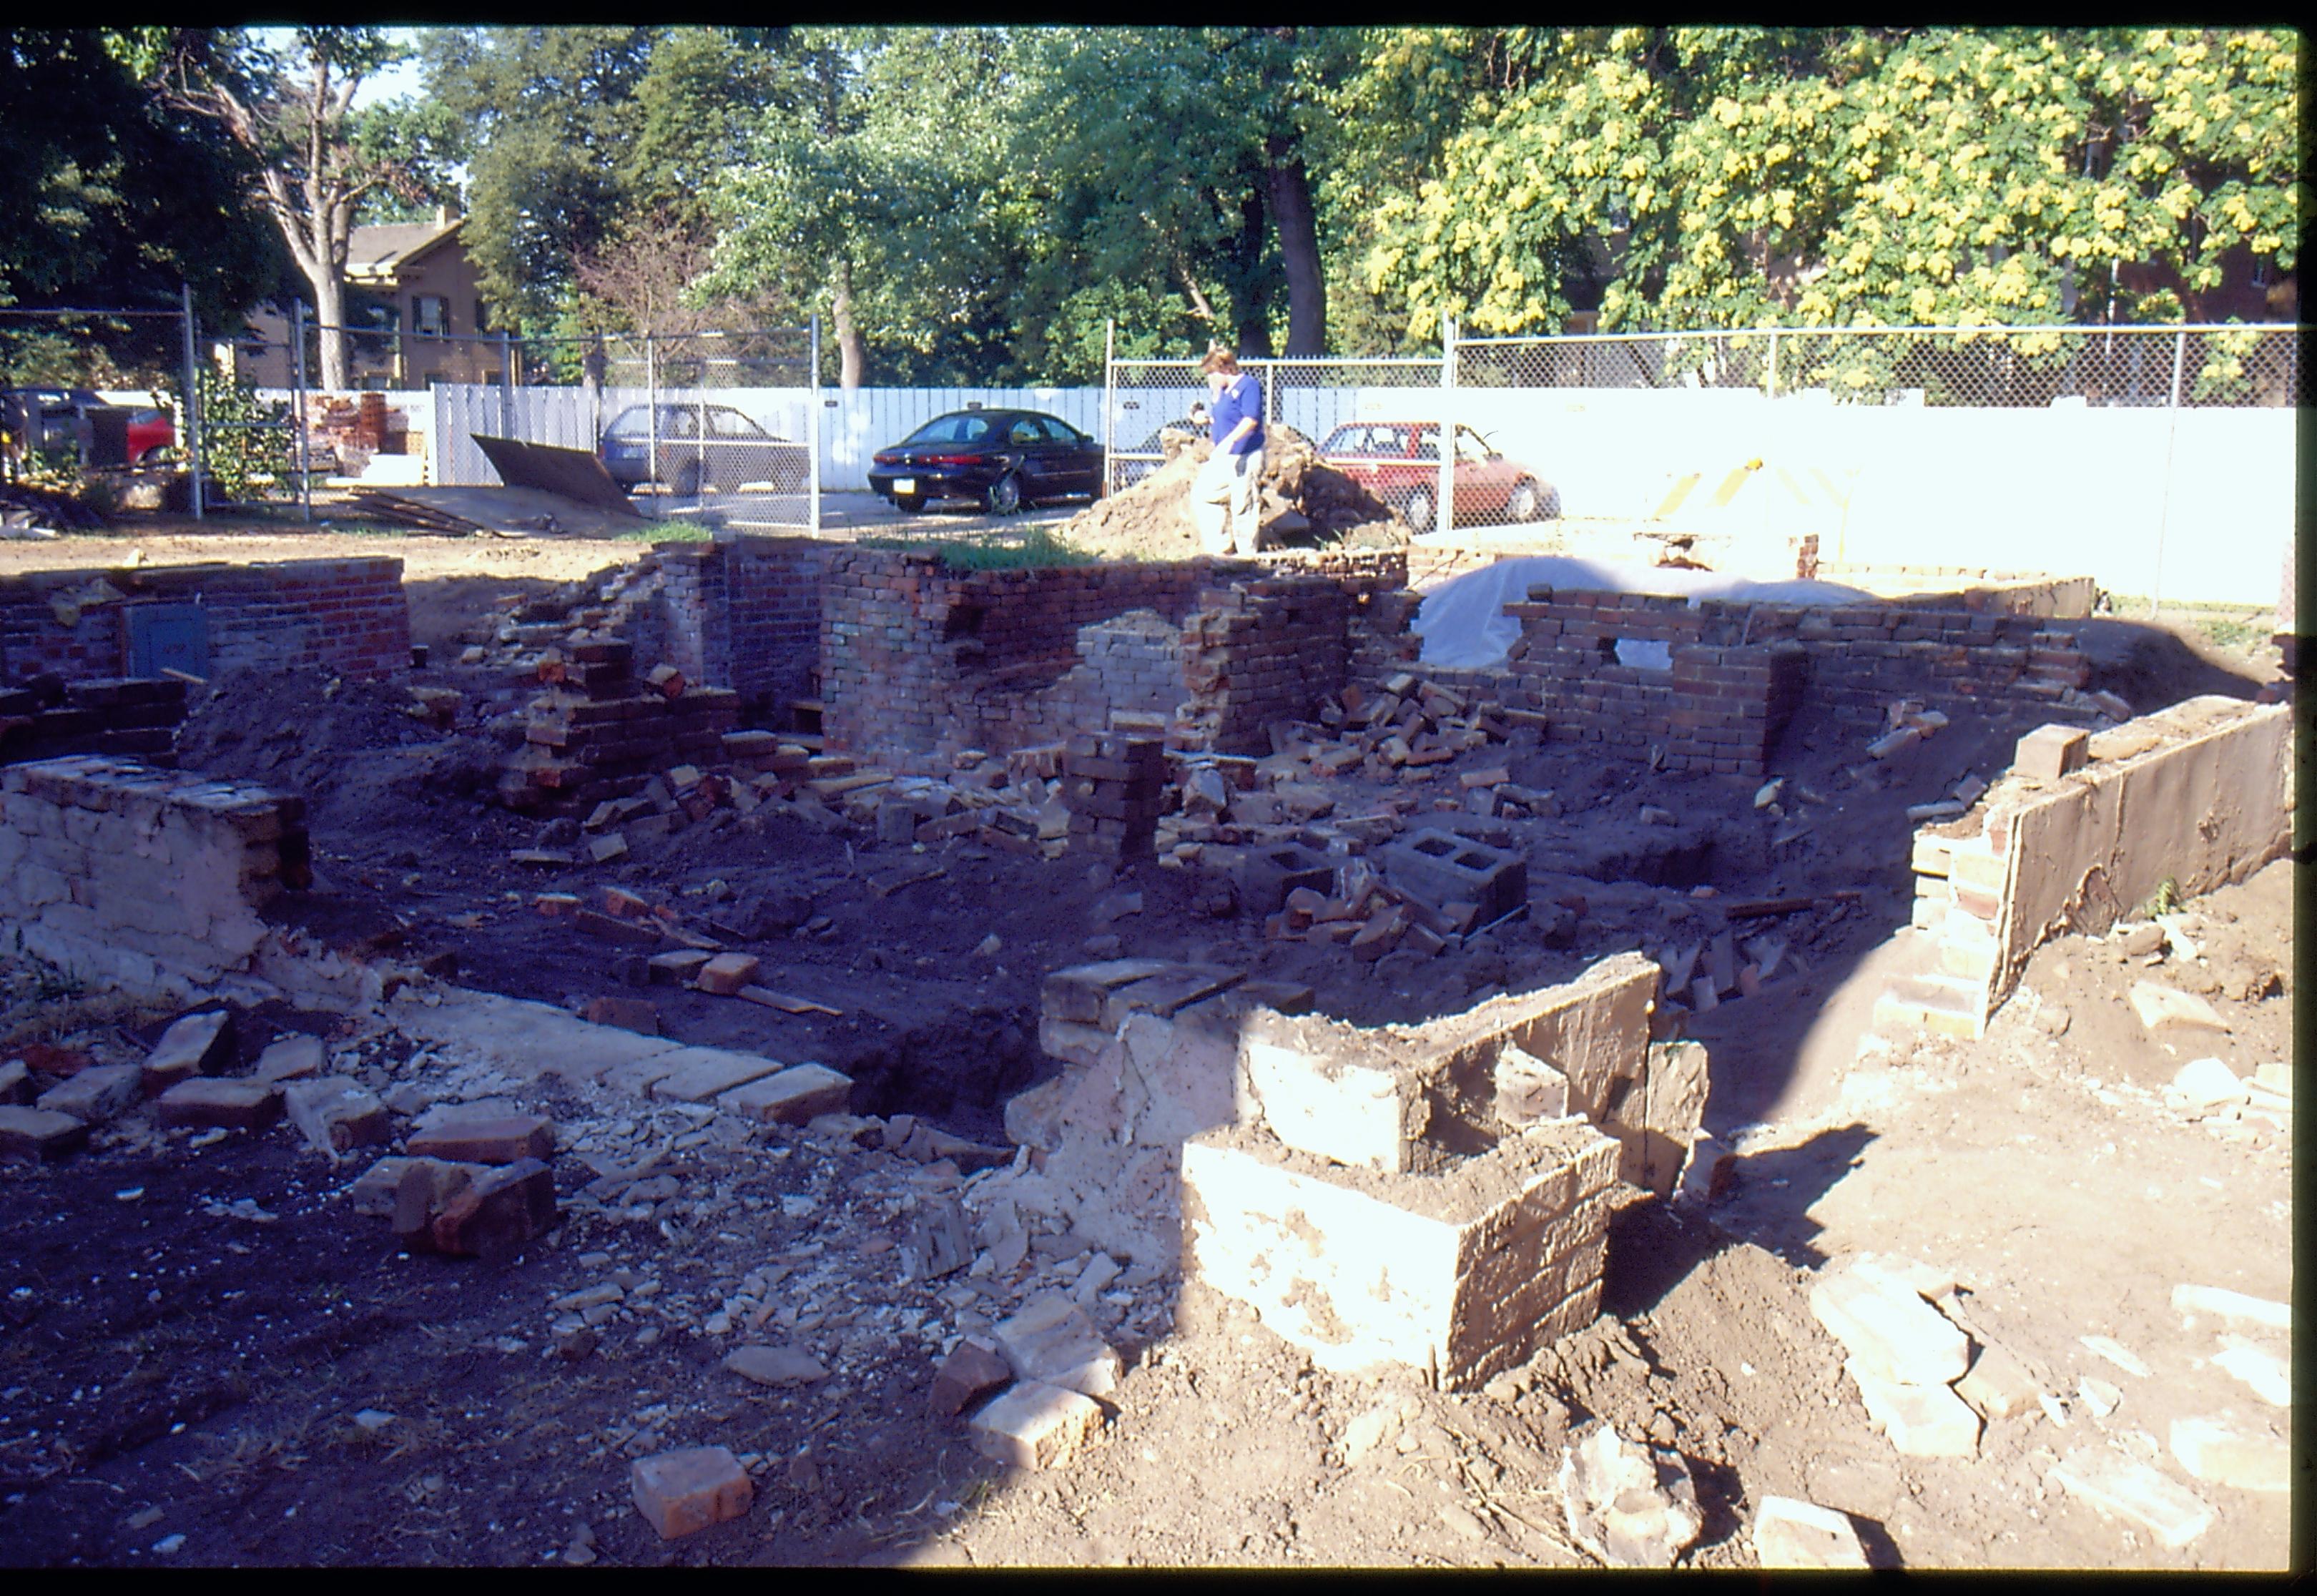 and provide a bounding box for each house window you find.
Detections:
[474,300,492,335]
[413,295,450,338]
